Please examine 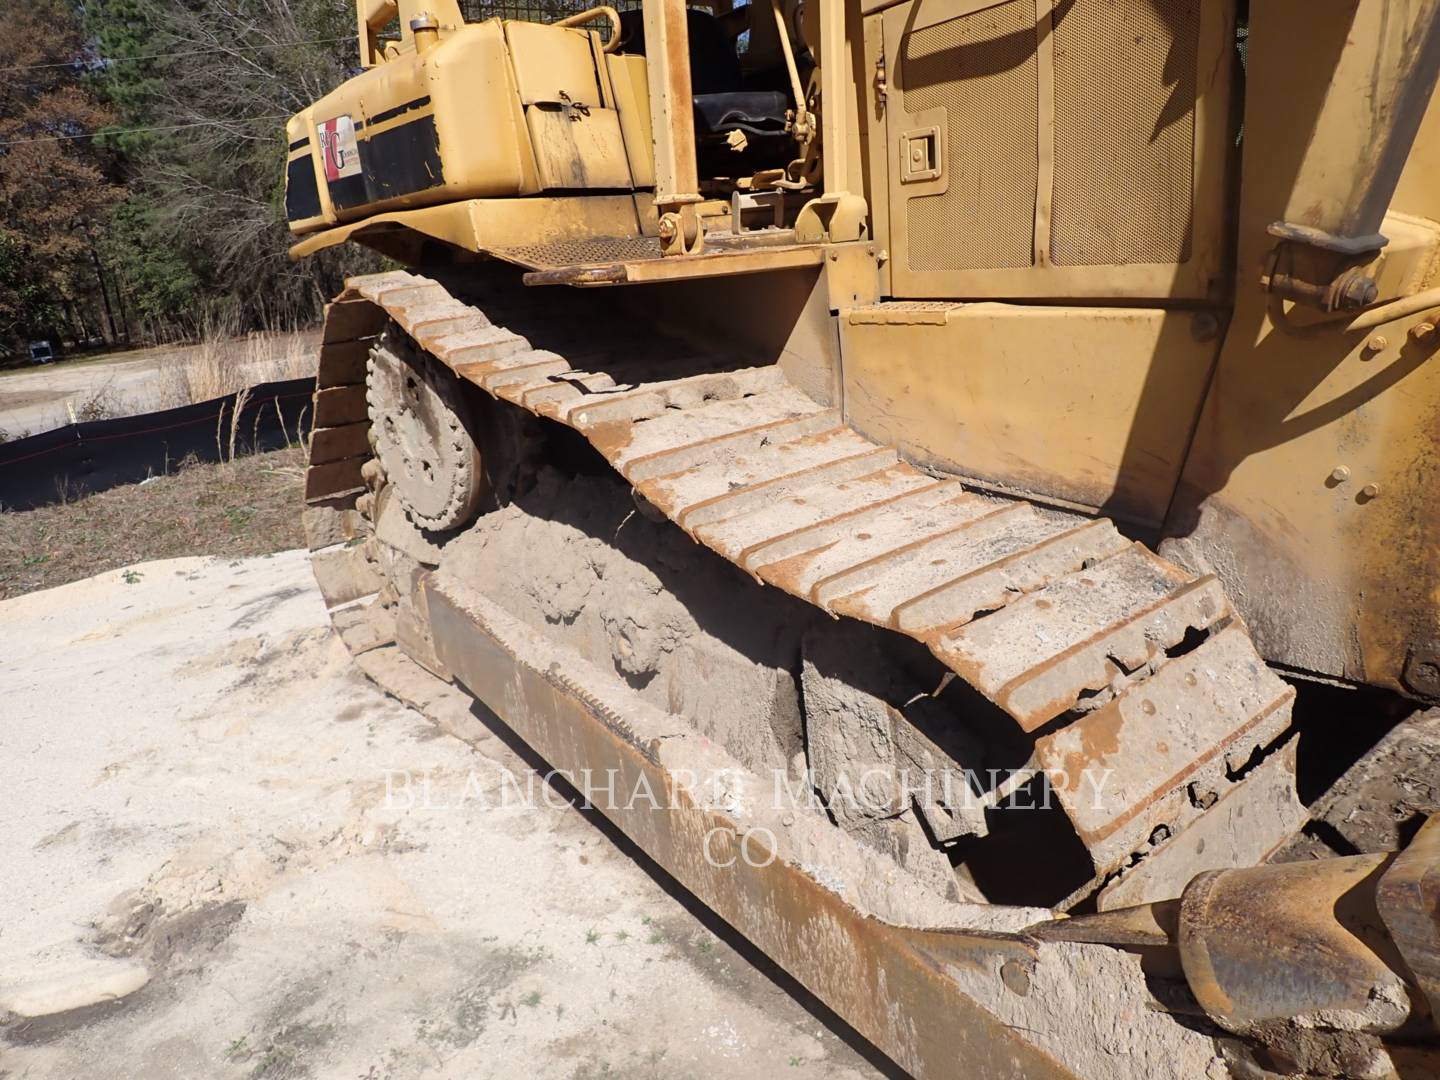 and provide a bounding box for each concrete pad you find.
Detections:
[0,550,882,1078]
